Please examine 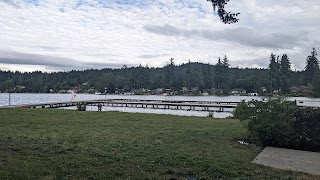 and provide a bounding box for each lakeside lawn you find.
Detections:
[0,109,318,179]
